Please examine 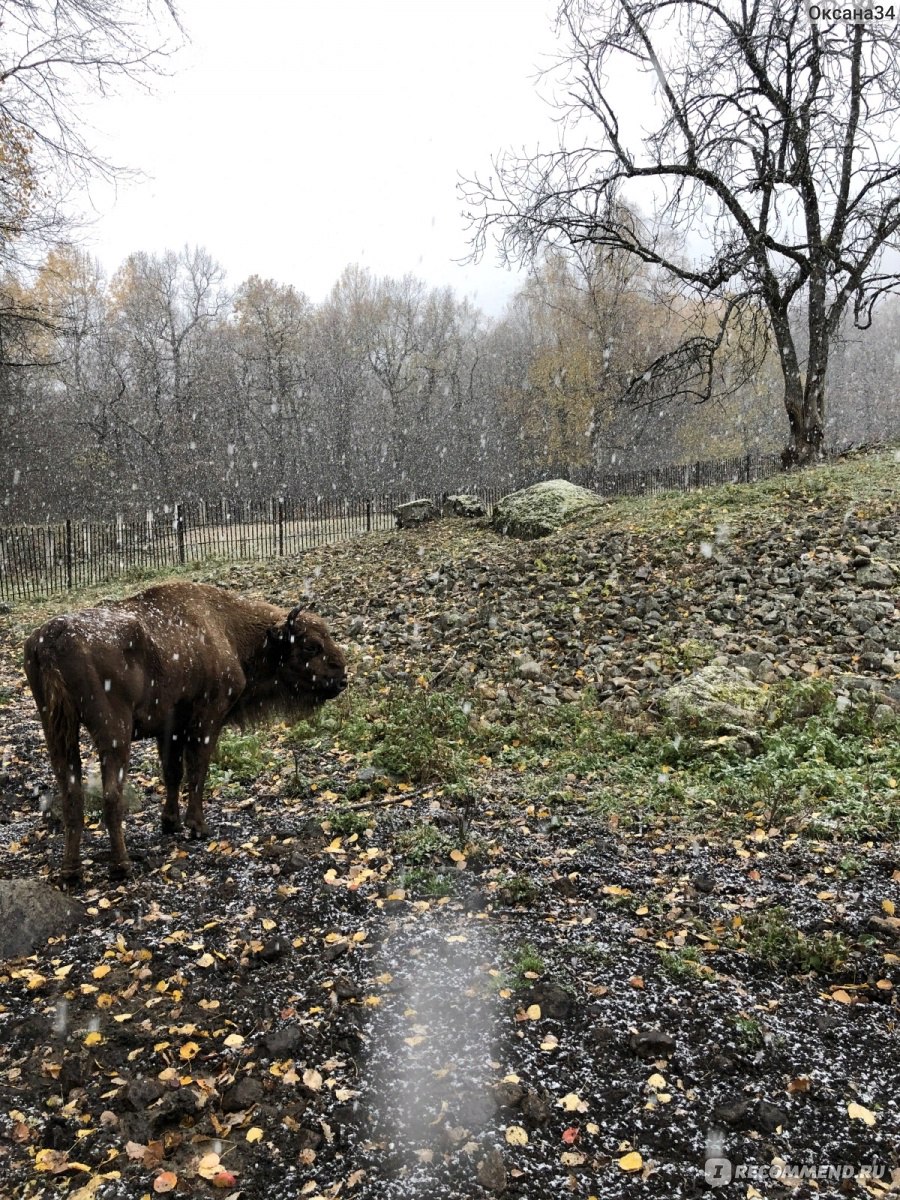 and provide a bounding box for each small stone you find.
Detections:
[296,1127,323,1151]
[221,1076,263,1113]
[256,935,290,963]
[628,1028,676,1058]
[756,1100,790,1132]
[519,981,574,1021]
[476,1148,508,1193]
[520,1088,552,1127]
[323,939,350,962]
[492,1082,526,1109]
[263,1024,304,1057]
[119,1078,165,1112]
[713,1099,755,1127]
[857,562,895,589]
[691,872,716,894]
[517,660,542,681]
